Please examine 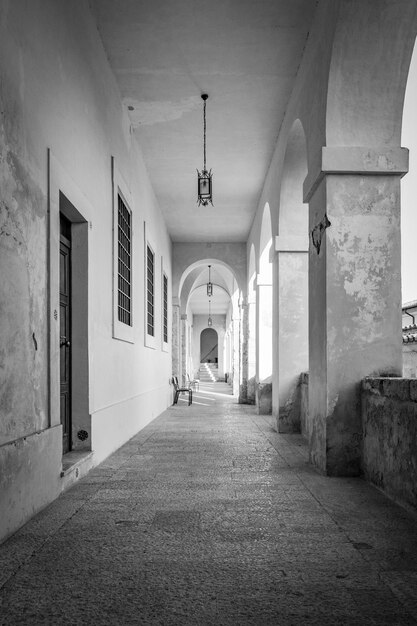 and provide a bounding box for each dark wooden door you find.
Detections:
[60,216,72,454]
